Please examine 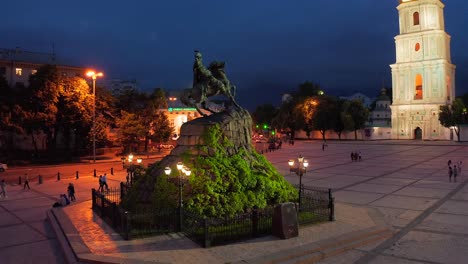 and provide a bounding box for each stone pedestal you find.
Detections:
[272,202,298,239]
